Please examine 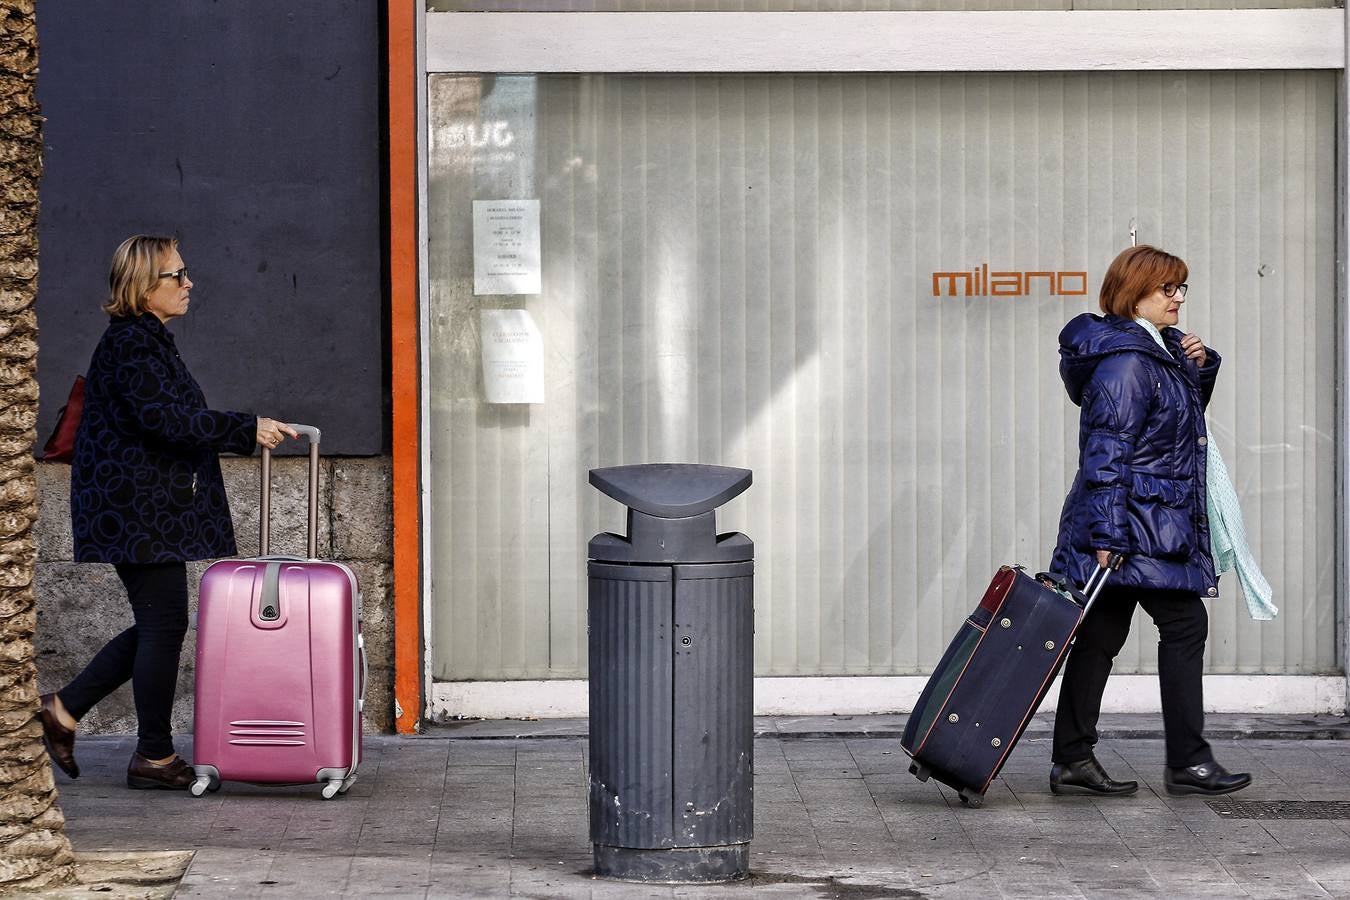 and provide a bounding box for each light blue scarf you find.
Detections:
[1134,318,1276,620]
